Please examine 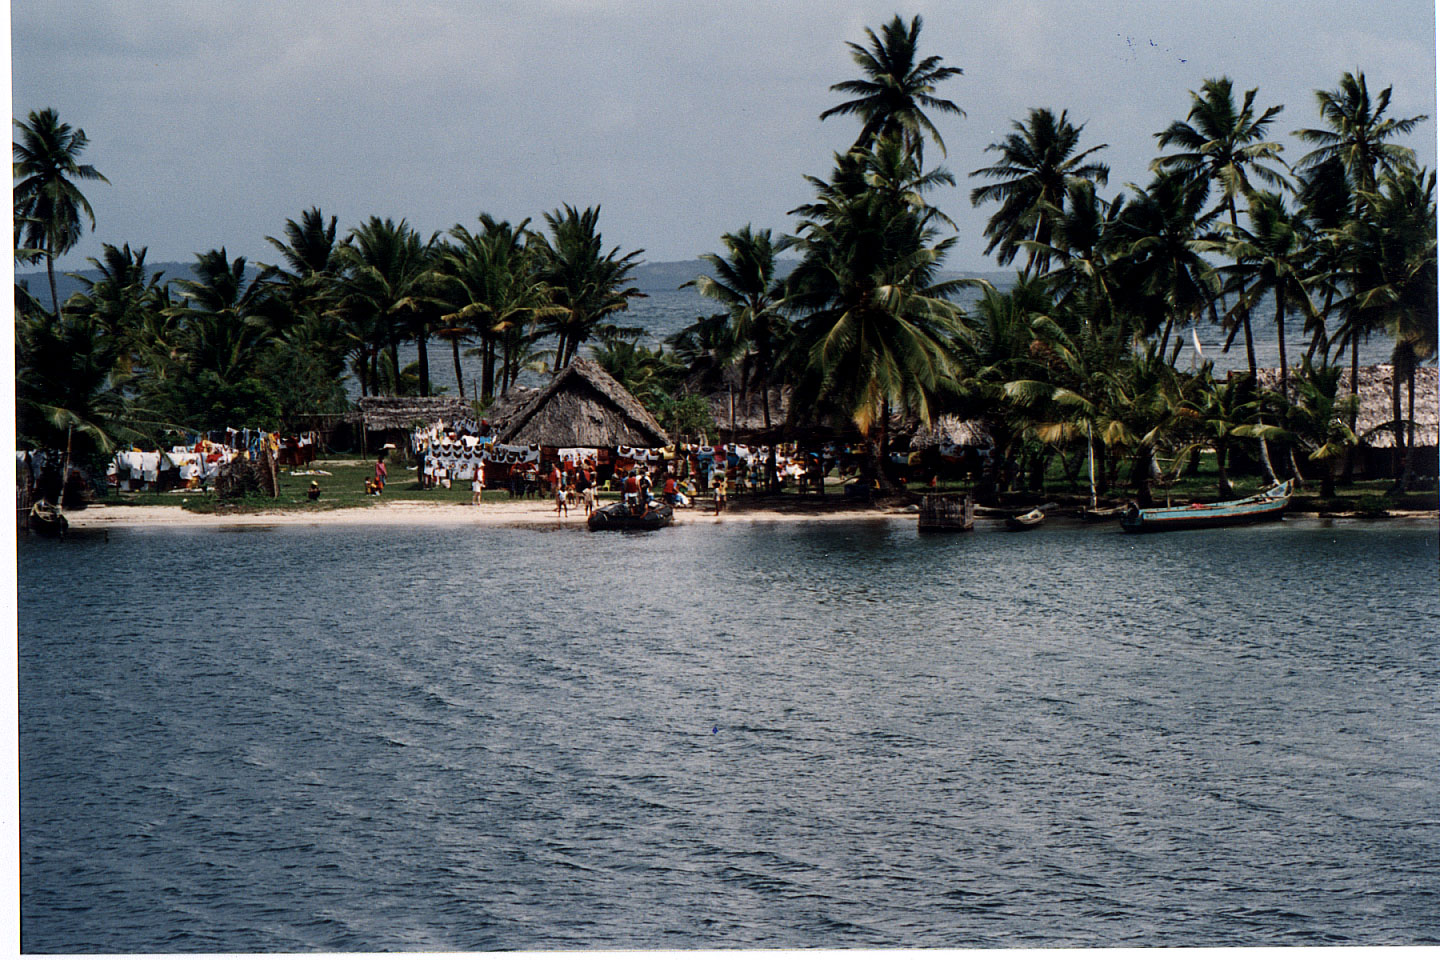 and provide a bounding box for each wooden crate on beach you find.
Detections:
[918,493,974,532]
